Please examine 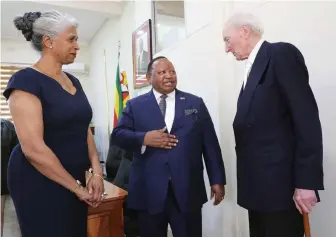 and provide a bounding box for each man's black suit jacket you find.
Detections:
[234,41,324,212]
[1,119,19,195]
